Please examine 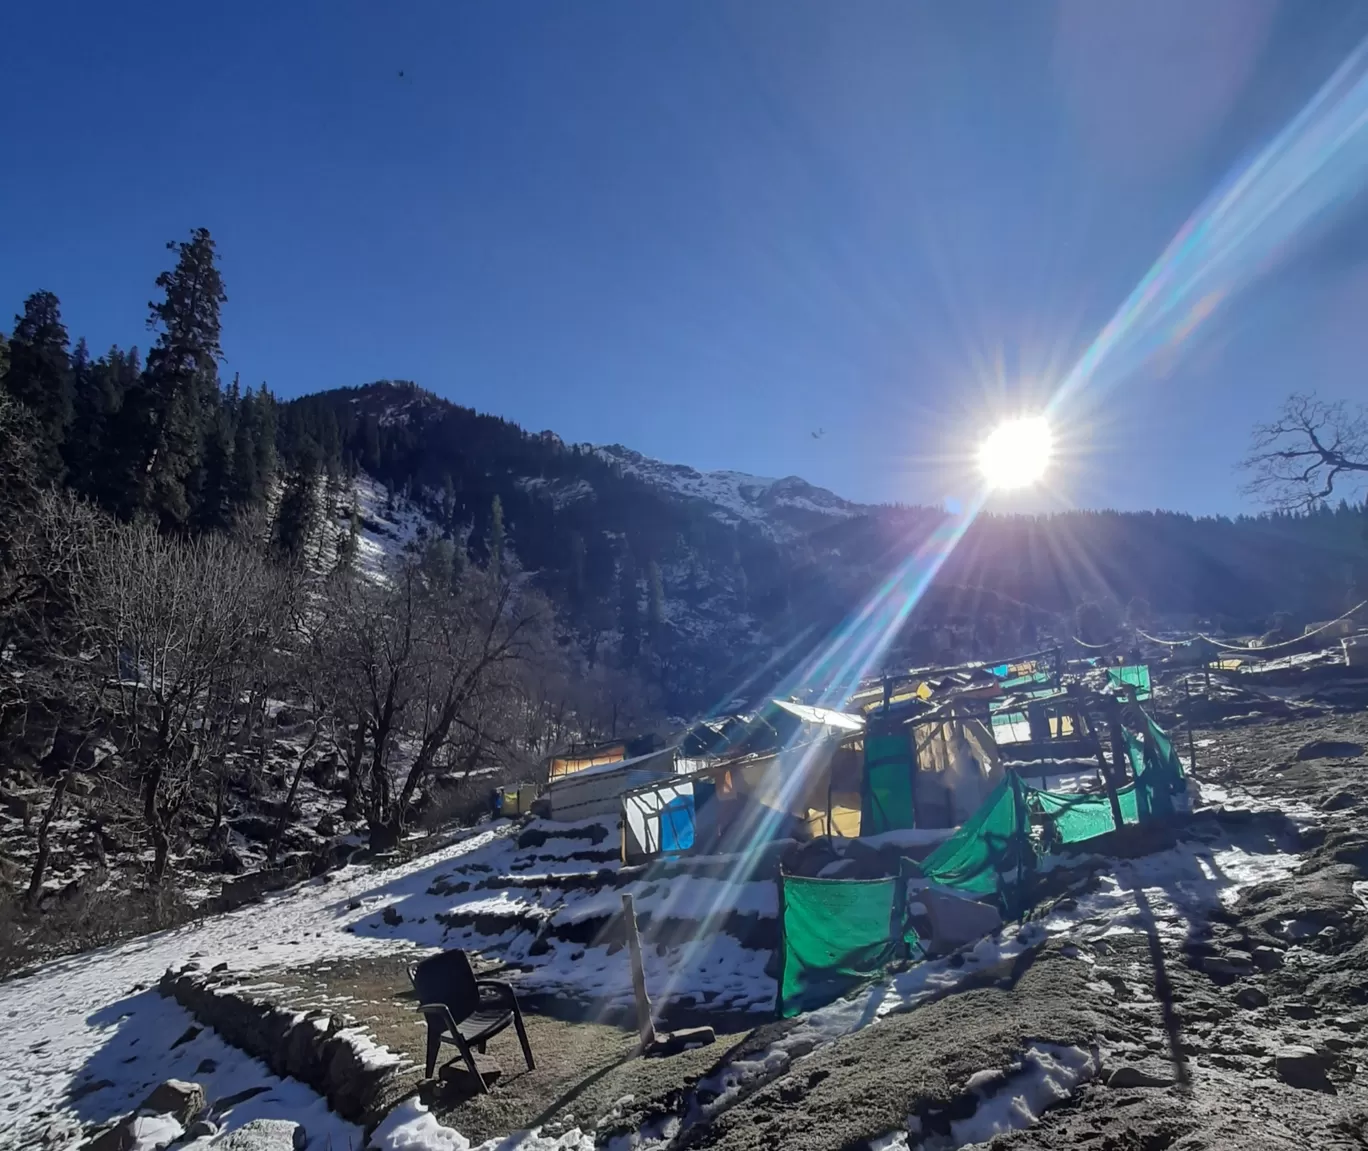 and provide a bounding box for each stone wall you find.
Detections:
[158,964,419,1127]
